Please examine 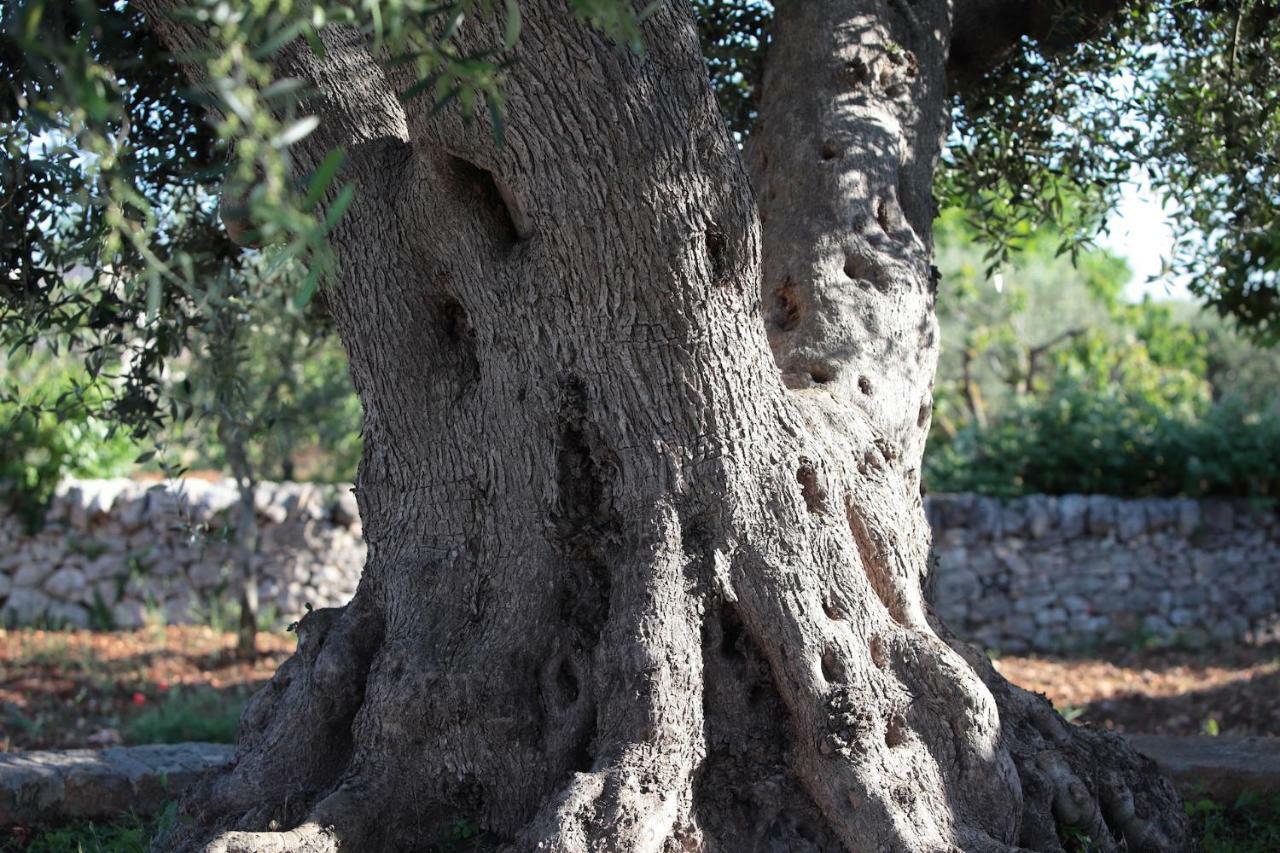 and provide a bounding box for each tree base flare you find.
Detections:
[156,556,1189,853]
